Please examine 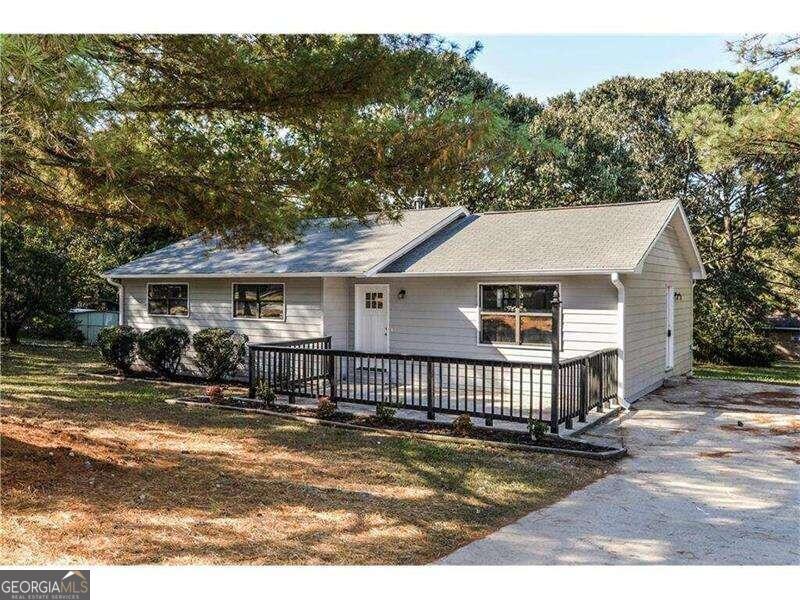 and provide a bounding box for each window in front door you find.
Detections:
[365,292,384,310]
